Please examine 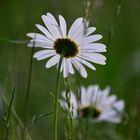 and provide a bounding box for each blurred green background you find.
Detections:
[0,0,140,139]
